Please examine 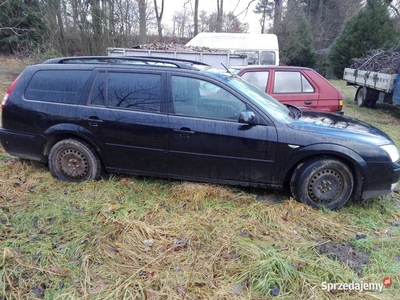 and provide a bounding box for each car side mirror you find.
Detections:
[239,110,258,125]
